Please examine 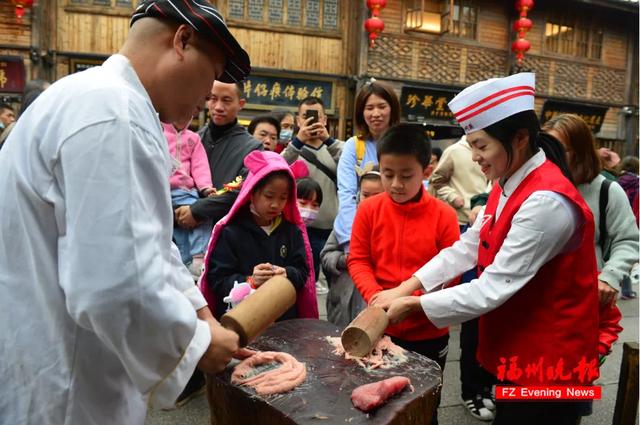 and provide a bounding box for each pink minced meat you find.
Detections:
[327,336,406,369]
[351,376,412,412]
[231,351,307,396]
